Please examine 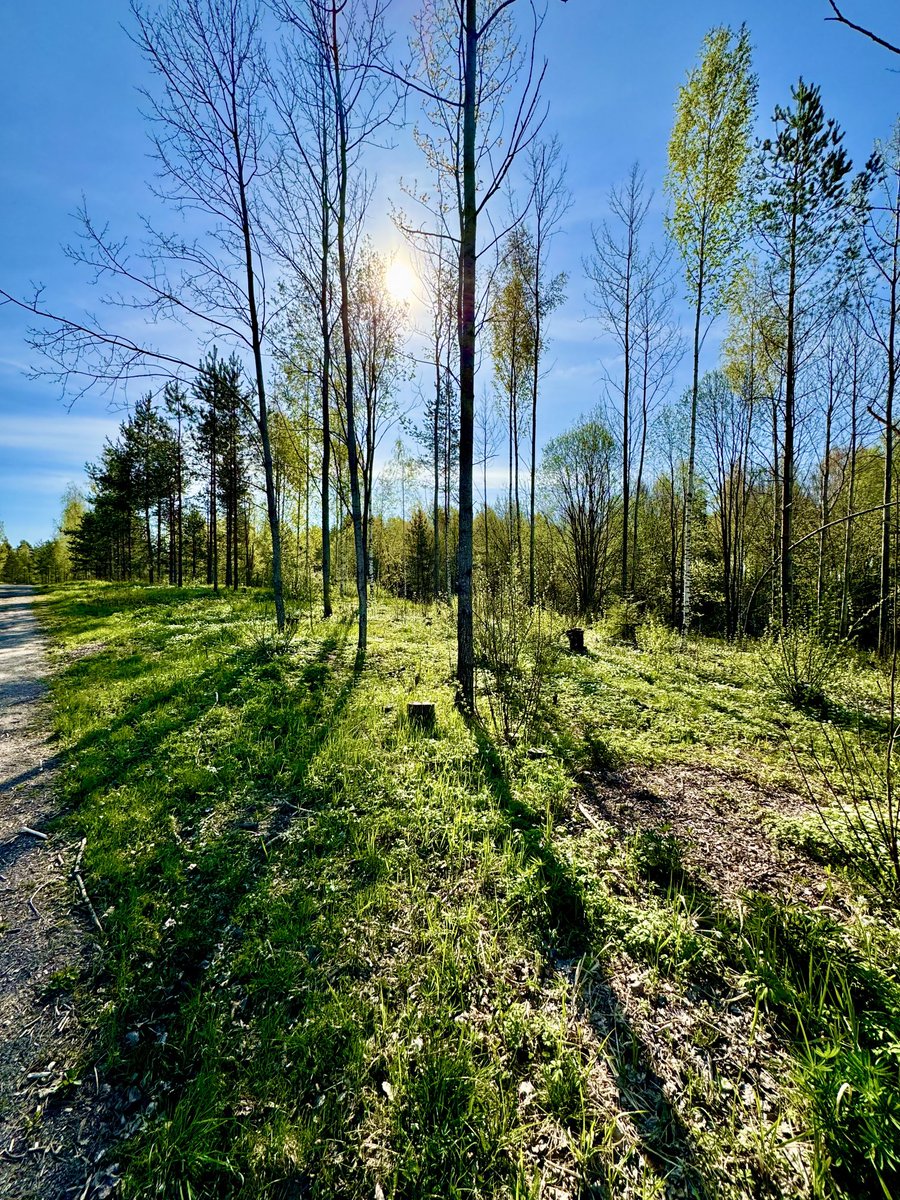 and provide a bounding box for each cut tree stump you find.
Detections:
[565,628,586,654]
[407,701,436,729]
